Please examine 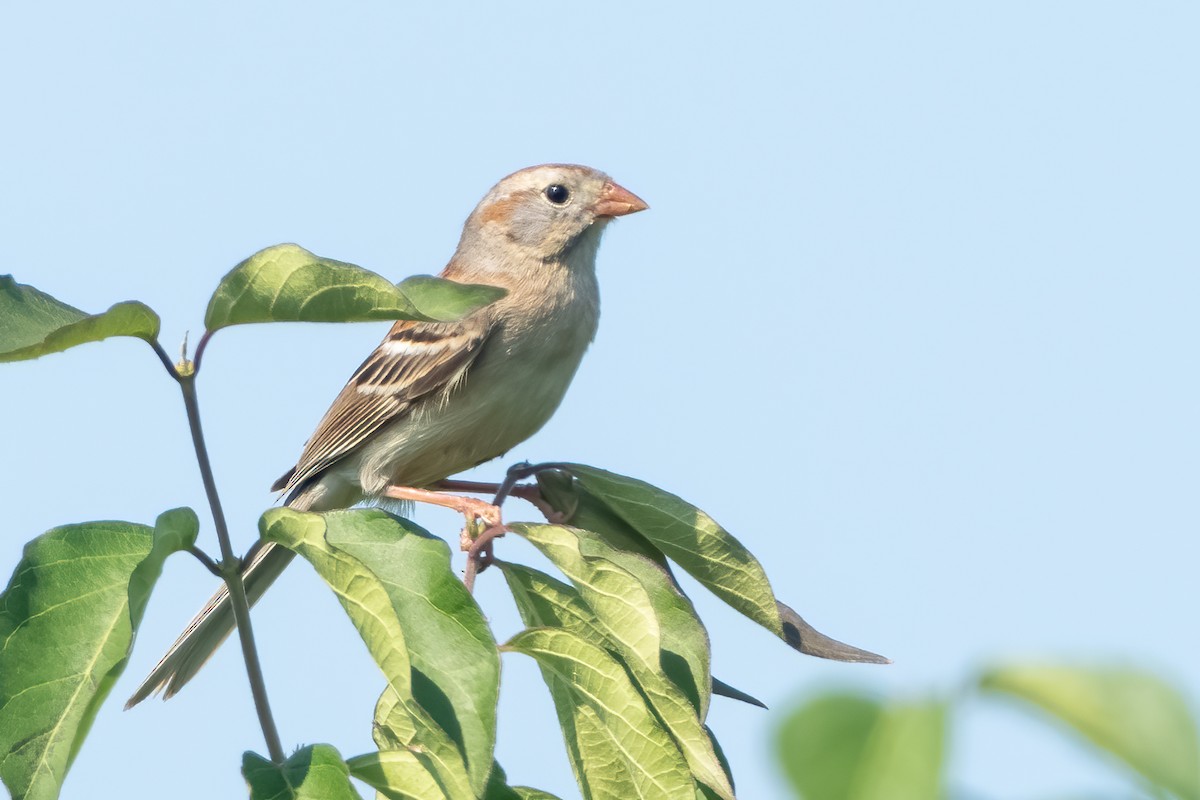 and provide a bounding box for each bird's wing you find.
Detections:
[274,315,492,497]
